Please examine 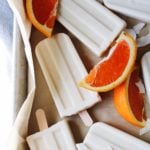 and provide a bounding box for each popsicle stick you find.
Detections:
[79,110,93,127]
[36,109,48,131]
[76,143,89,150]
